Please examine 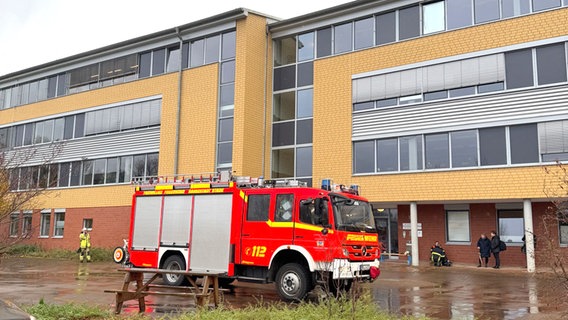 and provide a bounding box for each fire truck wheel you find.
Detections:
[162,255,186,286]
[218,277,235,288]
[275,263,310,301]
[112,247,125,264]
